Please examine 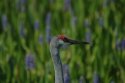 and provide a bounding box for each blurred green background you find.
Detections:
[0,0,125,83]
